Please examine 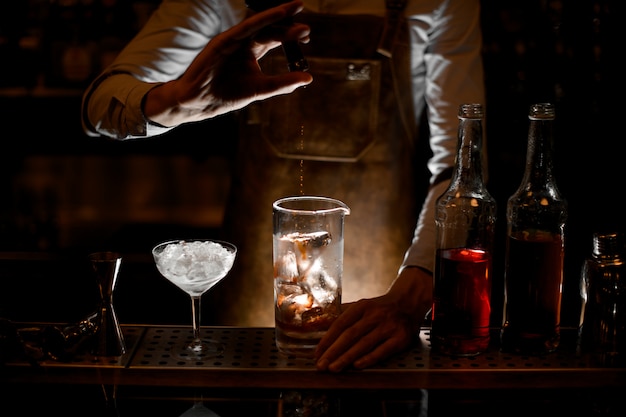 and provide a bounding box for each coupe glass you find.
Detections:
[152,239,237,360]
